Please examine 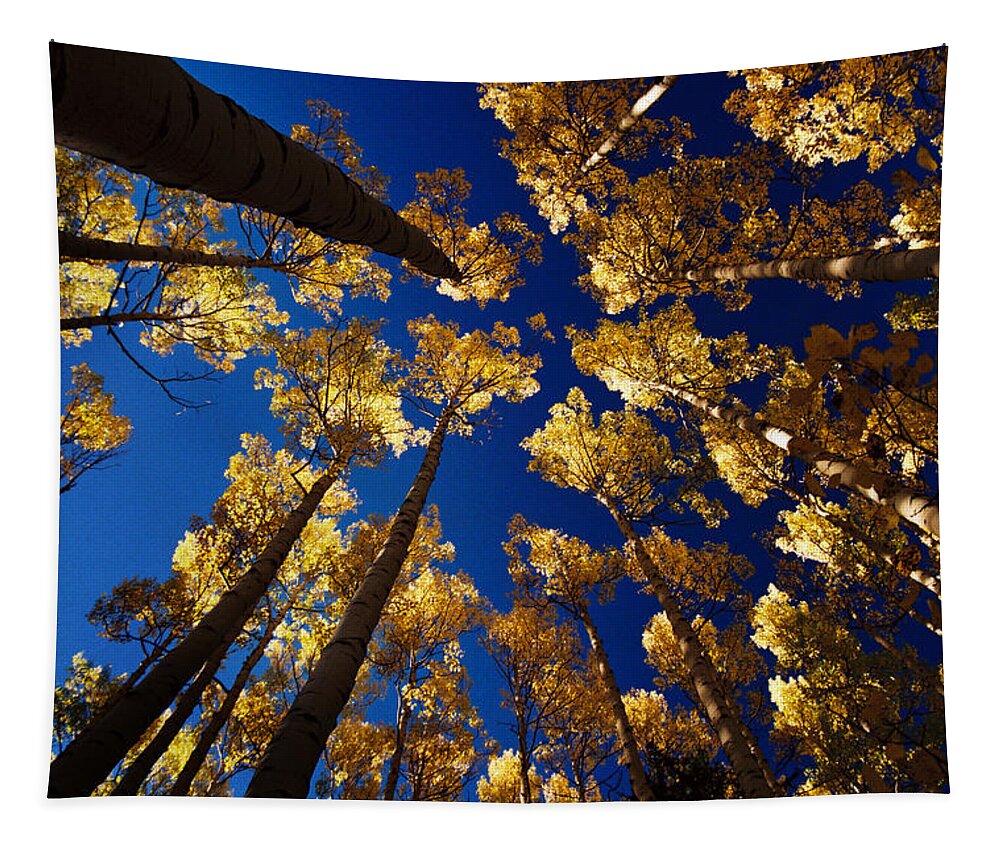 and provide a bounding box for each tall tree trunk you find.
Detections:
[95,644,170,723]
[517,716,533,804]
[110,637,231,796]
[245,410,454,798]
[658,383,940,540]
[169,600,292,796]
[581,76,678,173]
[576,603,656,801]
[605,502,779,799]
[382,664,417,801]
[50,42,460,282]
[47,468,338,798]
[61,312,185,330]
[717,674,784,795]
[675,245,938,285]
[59,231,284,270]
